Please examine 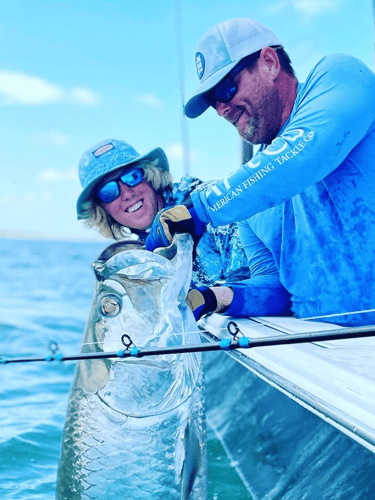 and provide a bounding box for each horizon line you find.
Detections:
[0,229,107,243]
